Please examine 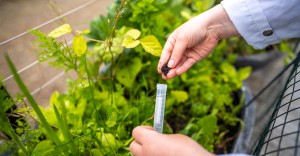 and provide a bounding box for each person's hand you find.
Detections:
[158,4,239,79]
[130,126,215,156]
